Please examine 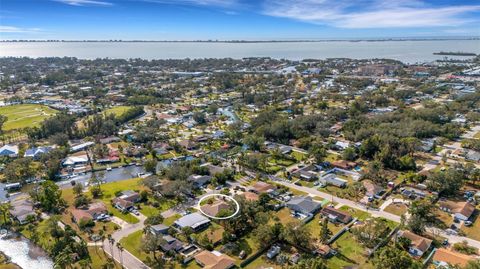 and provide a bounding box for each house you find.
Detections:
[319,173,347,188]
[267,245,281,259]
[439,201,475,221]
[320,207,352,224]
[174,212,210,232]
[432,248,475,268]
[9,198,35,224]
[286,196,321,215]
[194,250,235,269]
[112,197,133,212]
[331,160,357,170]
[63,155,88,167]
[314,244,334,258]
[150,224,170,235]
[179,139,197,150]
[397,230,432,257]
[99,136,120,144]
[70,141,94,152]
[200,200,231,217]
[160,235,184,252]
[71,202,108,223]
[292,165,319,181]
[363,180,385,199]
[201,163,225,176]
[0,144,18,157]
[112,190,140,212]
[250,181,275,194]
[465,150,480,162]
[24,146,52,159]
[334,141,350,150]
[188,175,212,188]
